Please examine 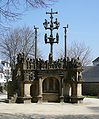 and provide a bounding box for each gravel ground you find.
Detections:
[0,94,99,119]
